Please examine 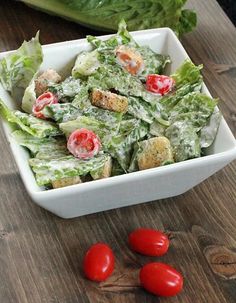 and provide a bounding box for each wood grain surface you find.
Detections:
[0,0,236,302]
